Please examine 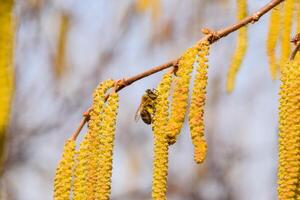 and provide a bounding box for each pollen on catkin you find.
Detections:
[226,0,248,93]
[189,41,210,164]
[279,0,295,69]
[151,71,173,200]
[53,139,76,200]
[277,60,300,200]
[266,5,282,80]
[166,47,198,143]
[96,92,119,200]
[0,0,14,170]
